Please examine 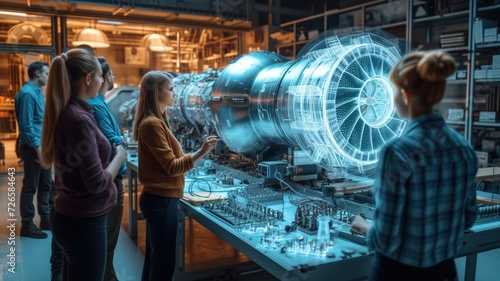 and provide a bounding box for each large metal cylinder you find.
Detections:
[170,72,218,132]
[210,51,290,156]
[209,34,406,169]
